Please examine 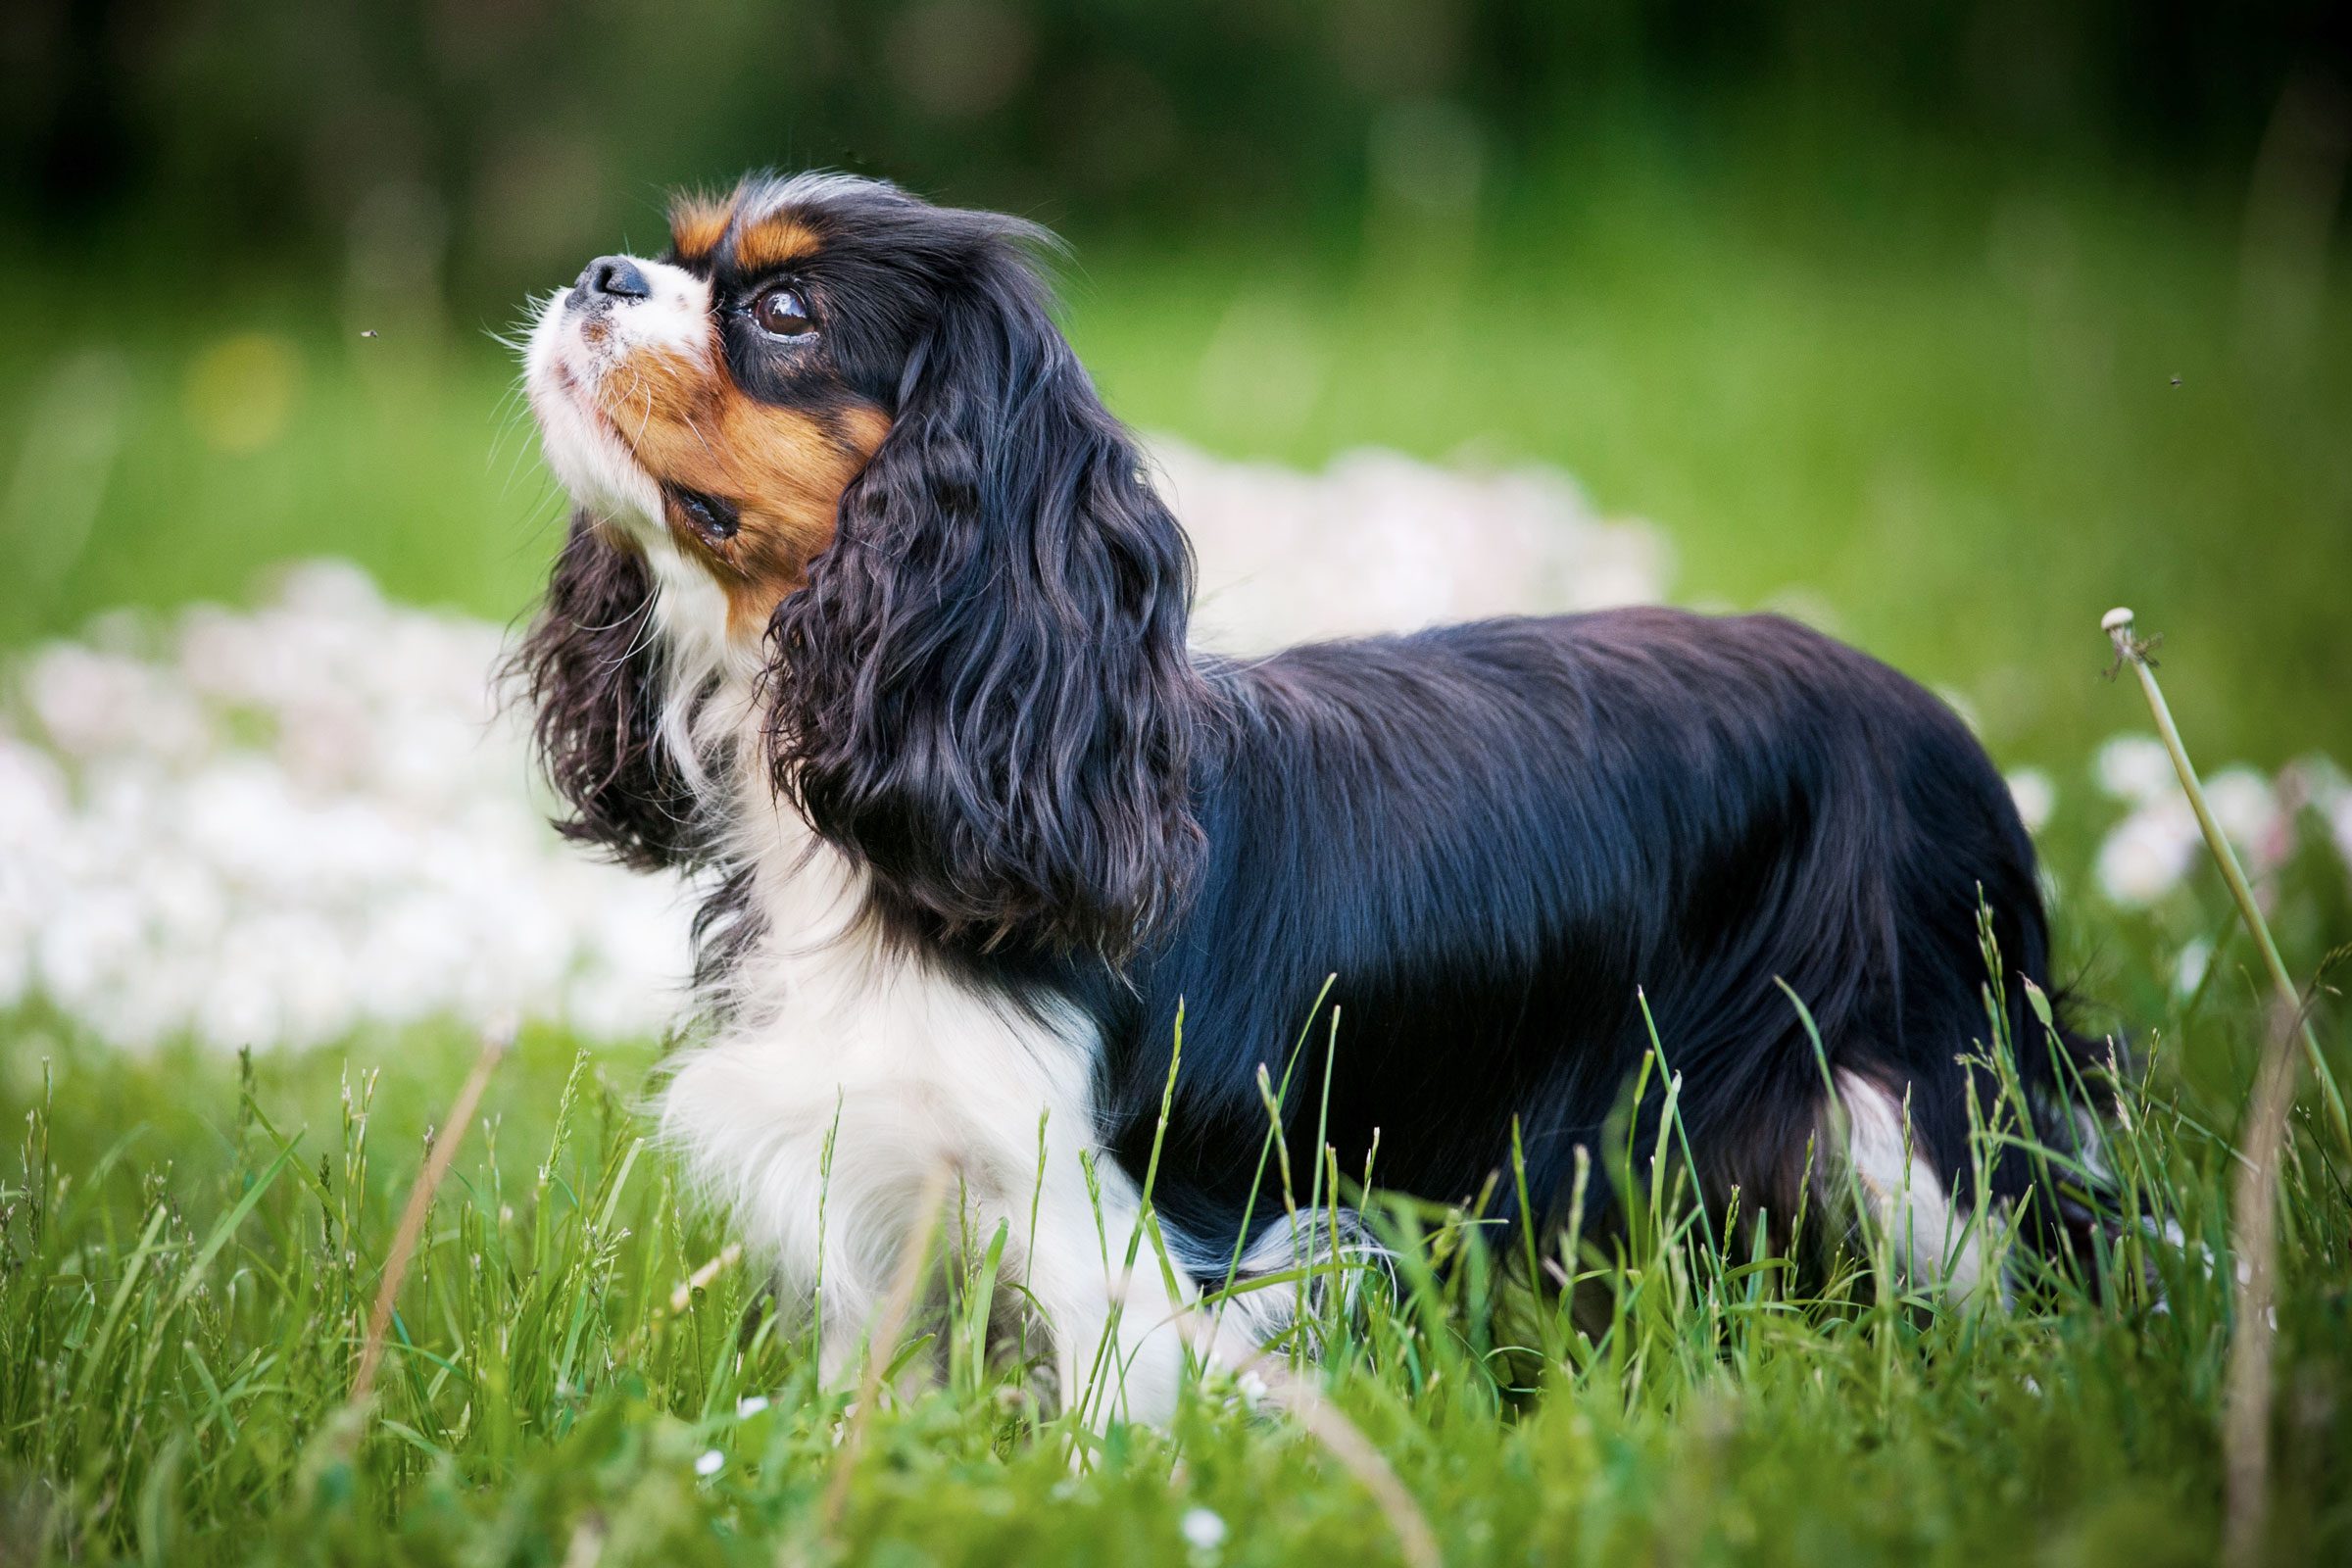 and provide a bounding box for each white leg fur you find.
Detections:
[655,736,1196,1424]
[1835,1070,2004,1306]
